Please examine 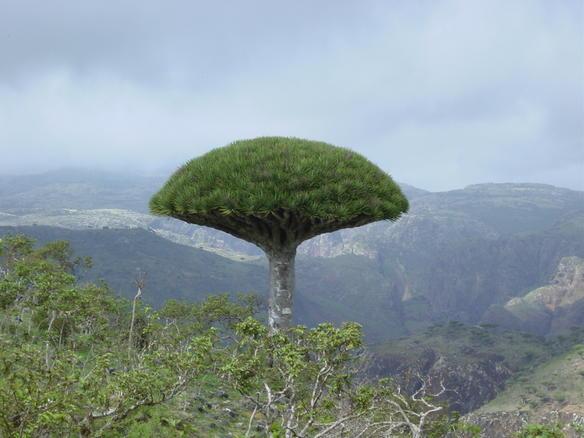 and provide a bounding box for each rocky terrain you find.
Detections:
[366,321,557,414]
[0,208,261,261]
[2,169,584,433]
[466,344,584,437]
[483,256,584,336]
[2,171,583,340]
